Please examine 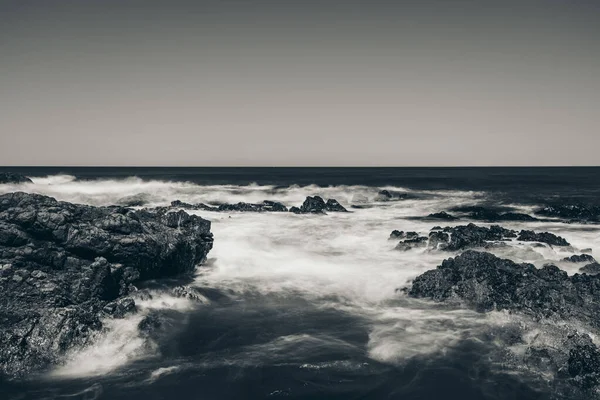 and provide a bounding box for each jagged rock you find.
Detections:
[409,251,600,326]
[427,211,458,220]
[580,263,600,275]
[374,190,409,202]
[171,200,287,212]
[564,254,597,264]
[450,206,537,222]
[394,236,428,251]
[172,285,207,302]
[517,230,570,246]
[427,223,517,251]
[405,231,419,240]
[390,230,405,239]
[0,173,32,184]
[0,192,213,377]
[325,199,348,212]
[536,204,600,222]
[294,196,347,214]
